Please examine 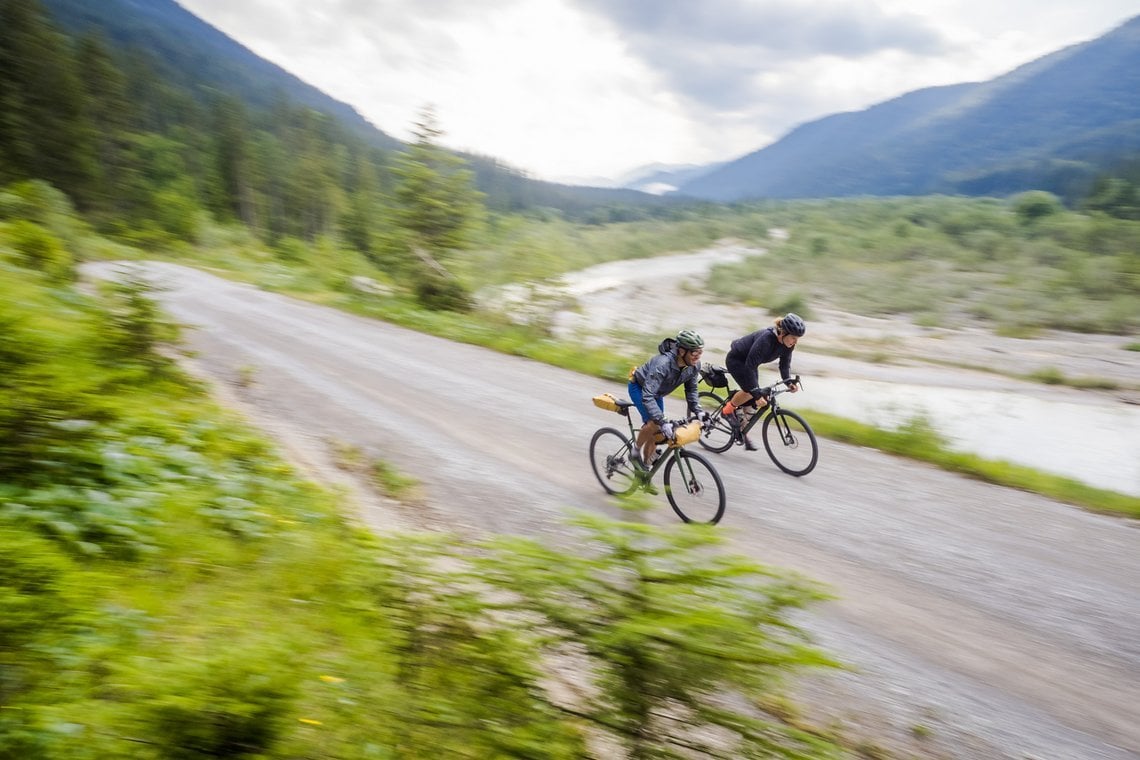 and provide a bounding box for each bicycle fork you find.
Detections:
[671,453,705,496]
